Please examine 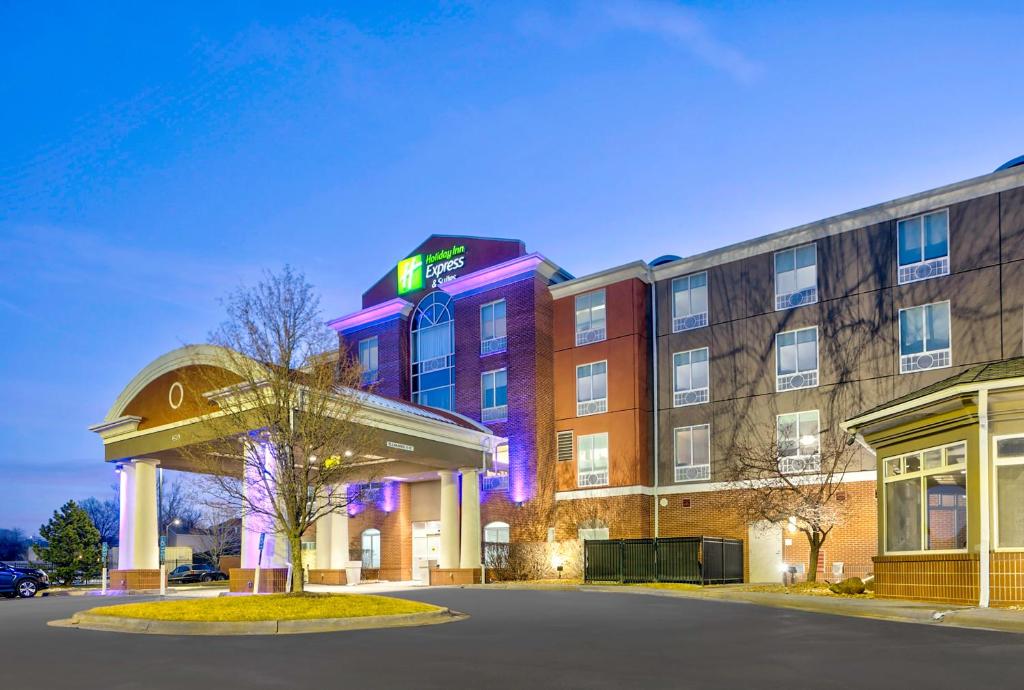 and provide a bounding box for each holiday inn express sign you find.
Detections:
[397,243,466,294]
